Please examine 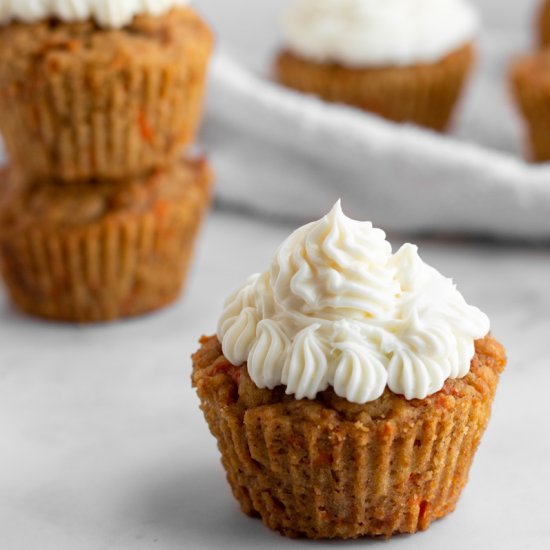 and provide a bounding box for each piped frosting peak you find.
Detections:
[218,202,489,404]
